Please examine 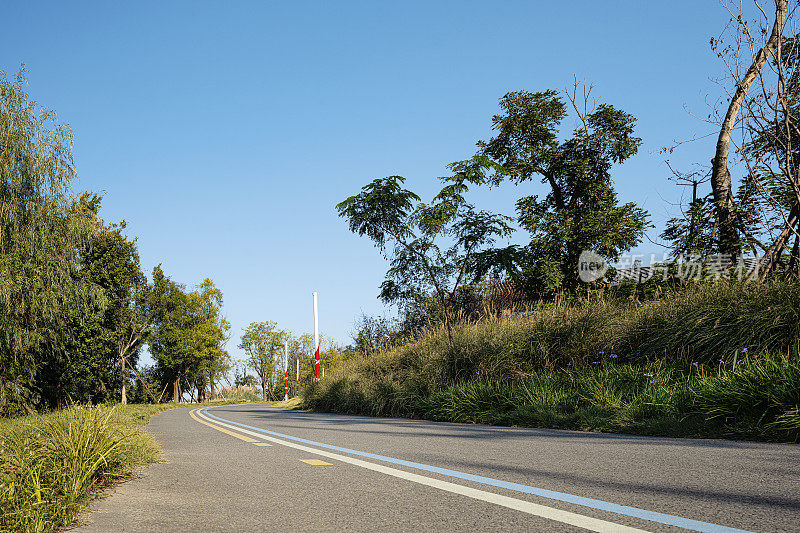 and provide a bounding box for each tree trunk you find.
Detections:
[711,0,788,257]
[173,377,181,403]
[120,355,127,405]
